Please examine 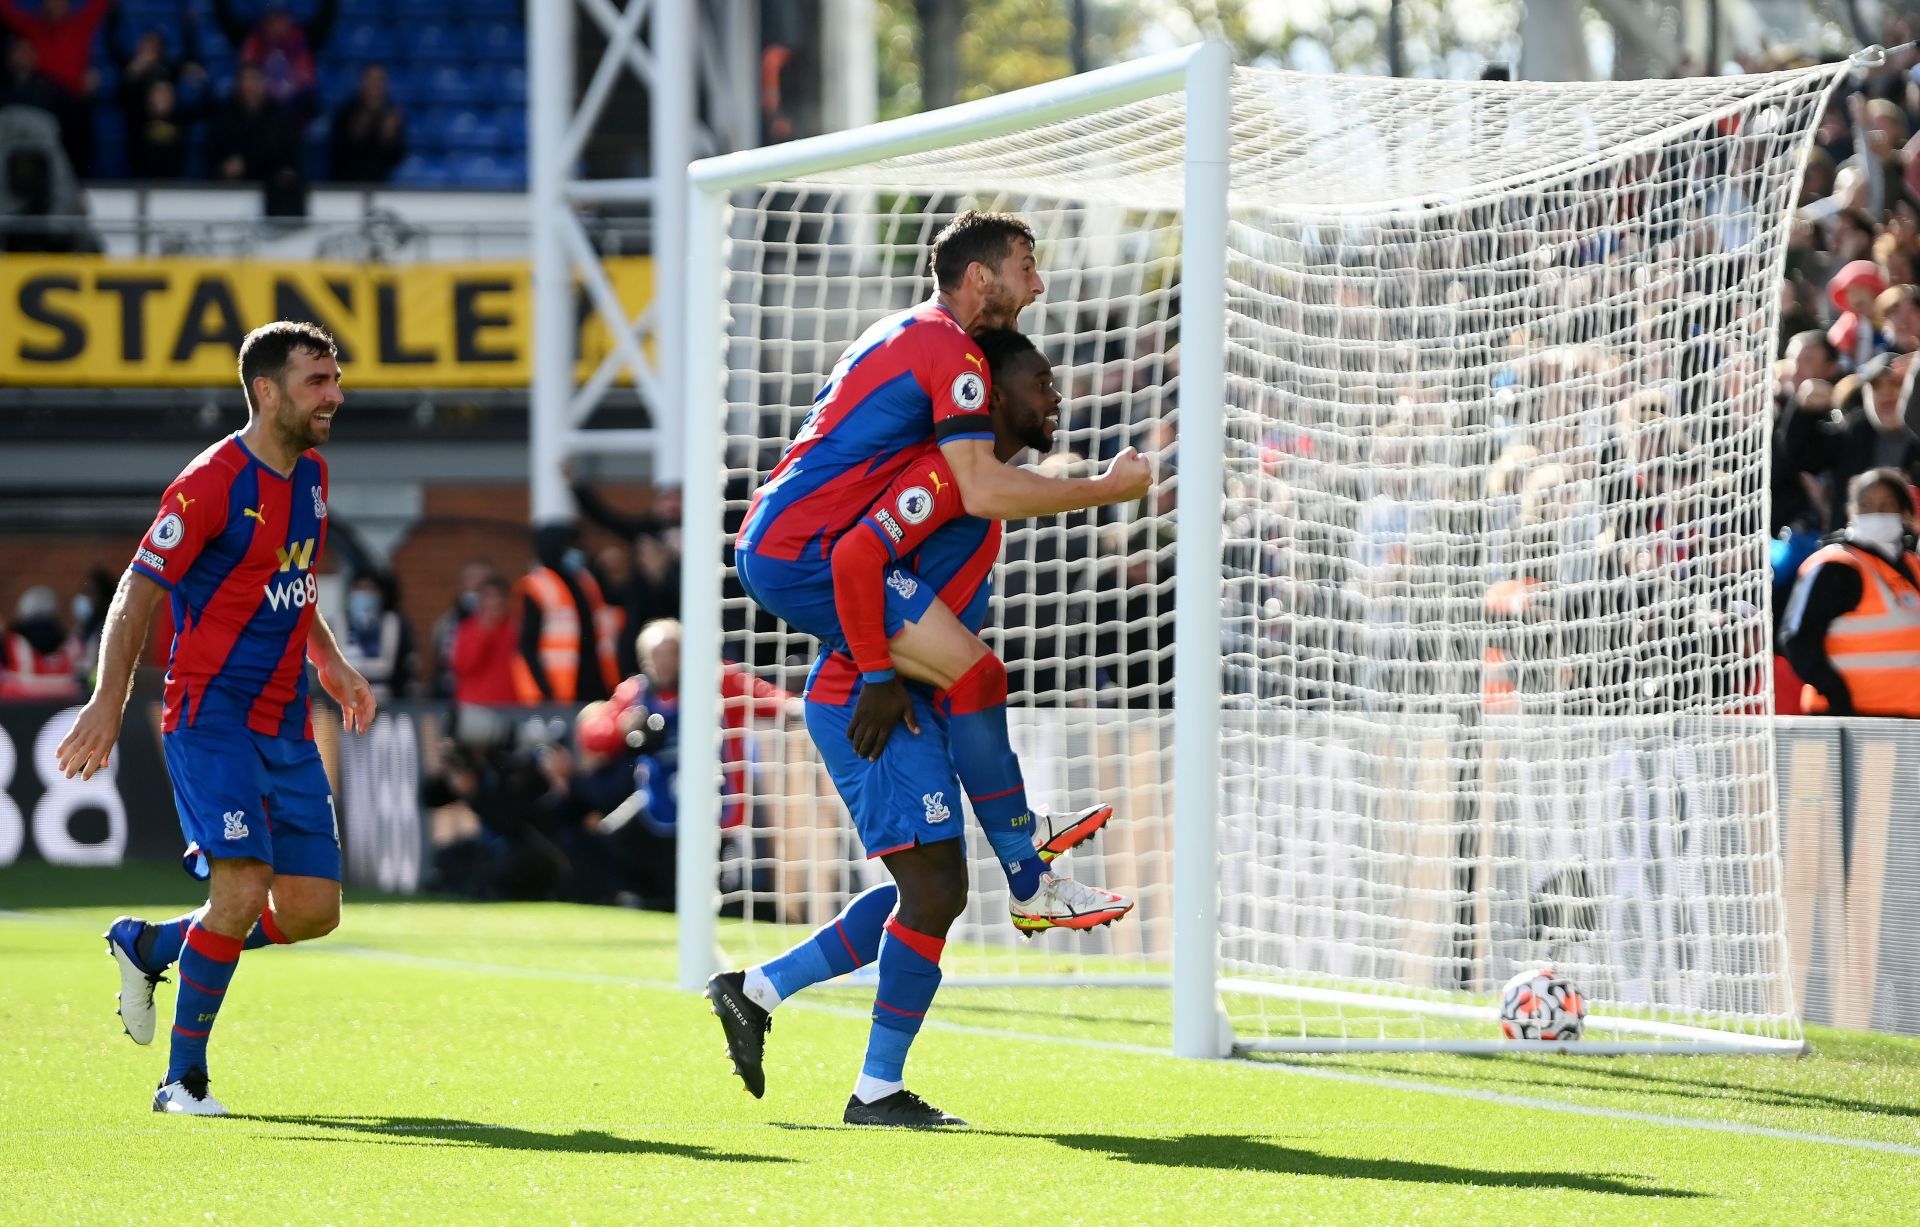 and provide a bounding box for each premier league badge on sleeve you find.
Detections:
[151,513,185,550]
